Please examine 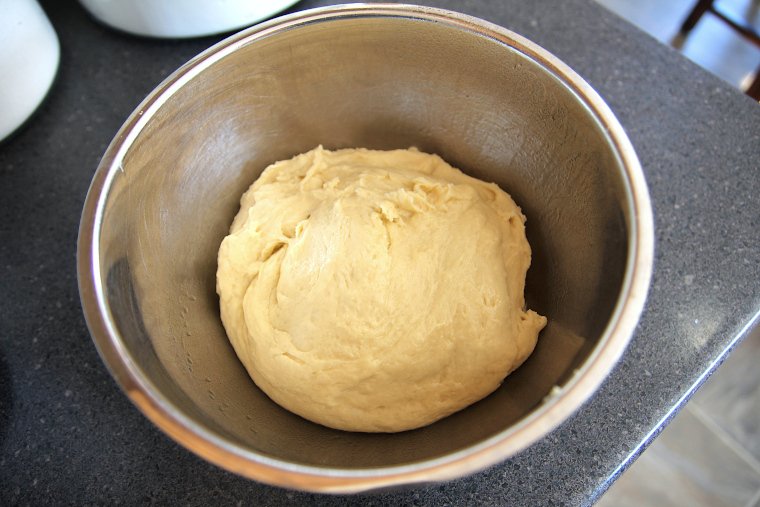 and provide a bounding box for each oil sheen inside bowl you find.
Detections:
[78,4,653,493]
